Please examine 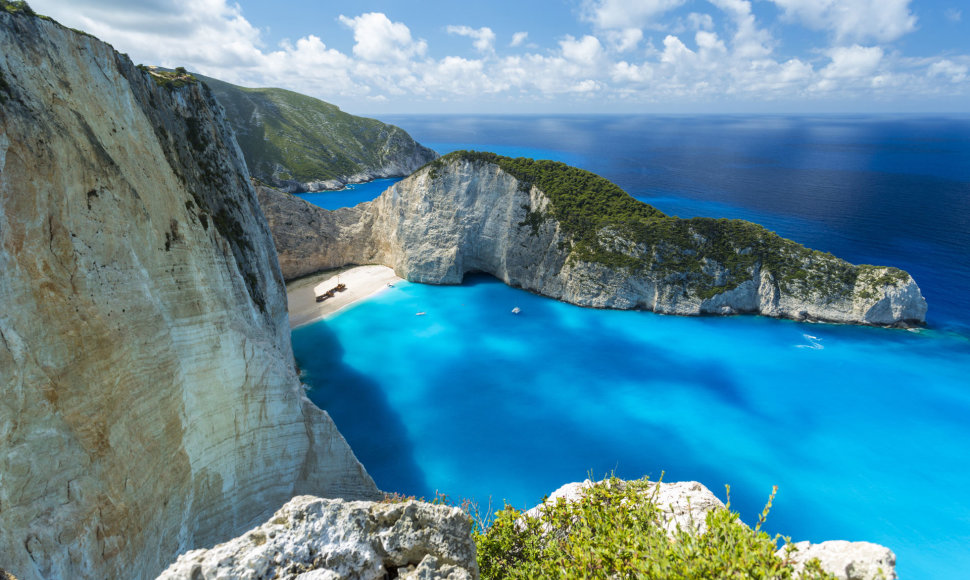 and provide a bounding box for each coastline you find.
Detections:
[286,265,403,328]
